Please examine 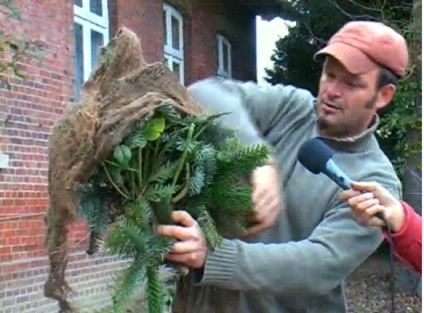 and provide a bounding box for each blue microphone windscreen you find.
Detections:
[297,138,334,174]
